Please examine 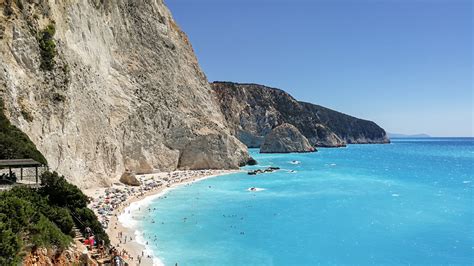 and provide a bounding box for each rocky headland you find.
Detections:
[212,81,390,148]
